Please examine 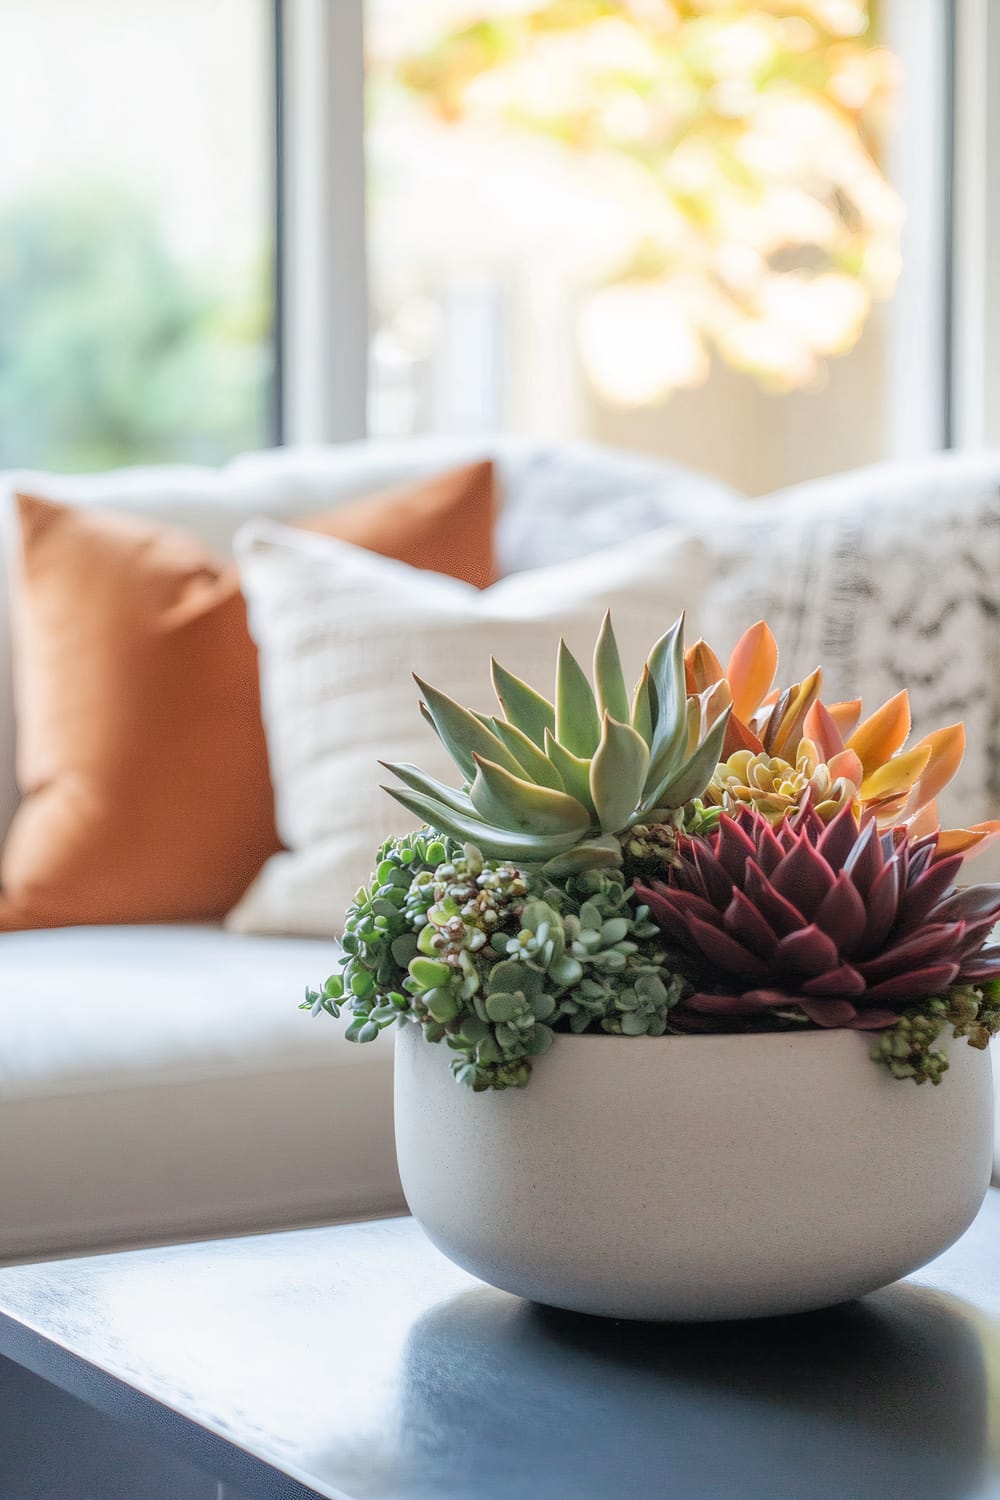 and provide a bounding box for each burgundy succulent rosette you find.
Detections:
[637,805,1000,1033]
